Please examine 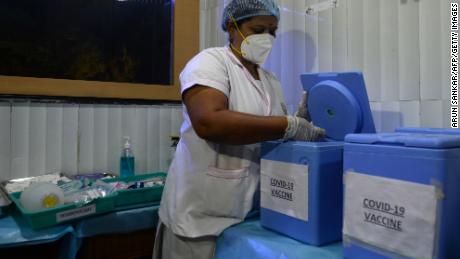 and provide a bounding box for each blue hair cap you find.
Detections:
[221,0,280,31]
